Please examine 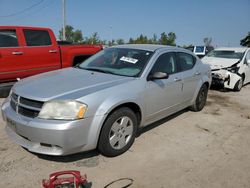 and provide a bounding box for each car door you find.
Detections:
[176,52,201,103]
[0,29,27,83]
[144,52,183,124]
[21,29,61,76]
[243,50,250,83]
